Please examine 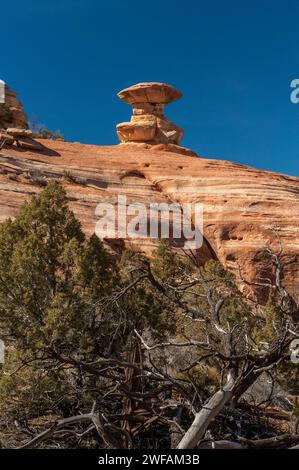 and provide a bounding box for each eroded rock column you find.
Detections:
[116,82,184,145]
